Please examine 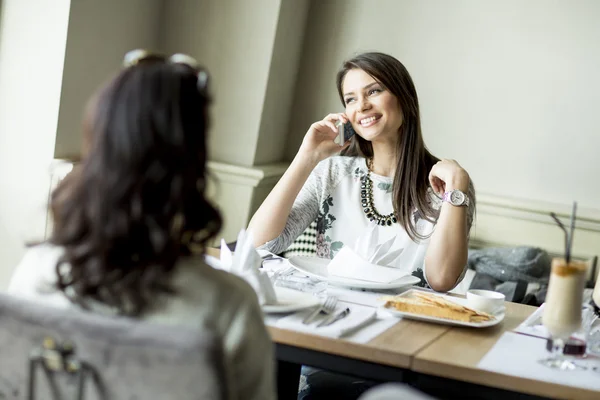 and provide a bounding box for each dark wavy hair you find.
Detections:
[337,52,442,241]
[49,55,221,316]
